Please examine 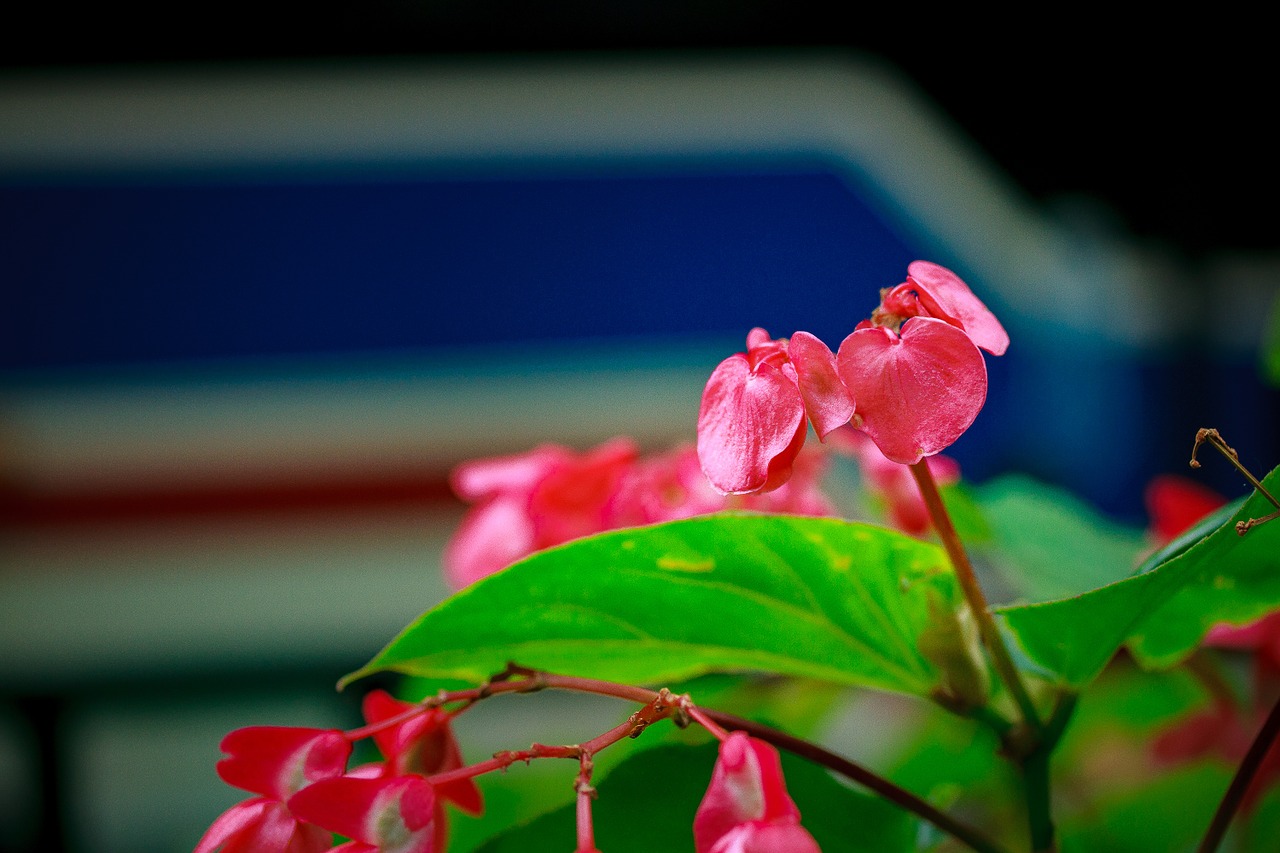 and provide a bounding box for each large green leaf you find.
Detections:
[998,467,1280,687]
[973,475,1147,605]
[344,513,961,699]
